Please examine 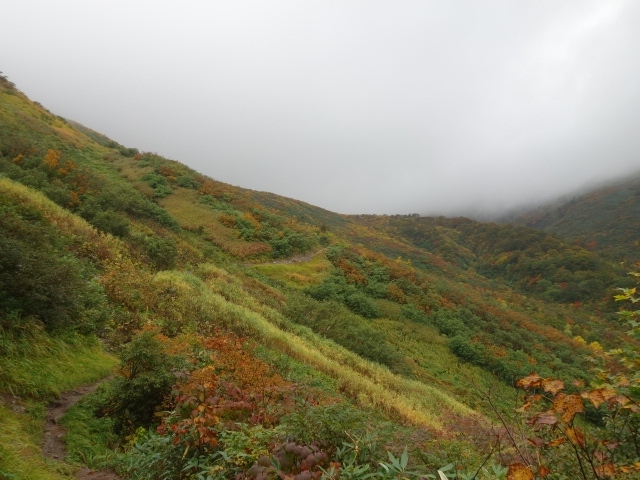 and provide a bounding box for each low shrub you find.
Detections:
[95,331,183,435]
[0,196,107,333]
